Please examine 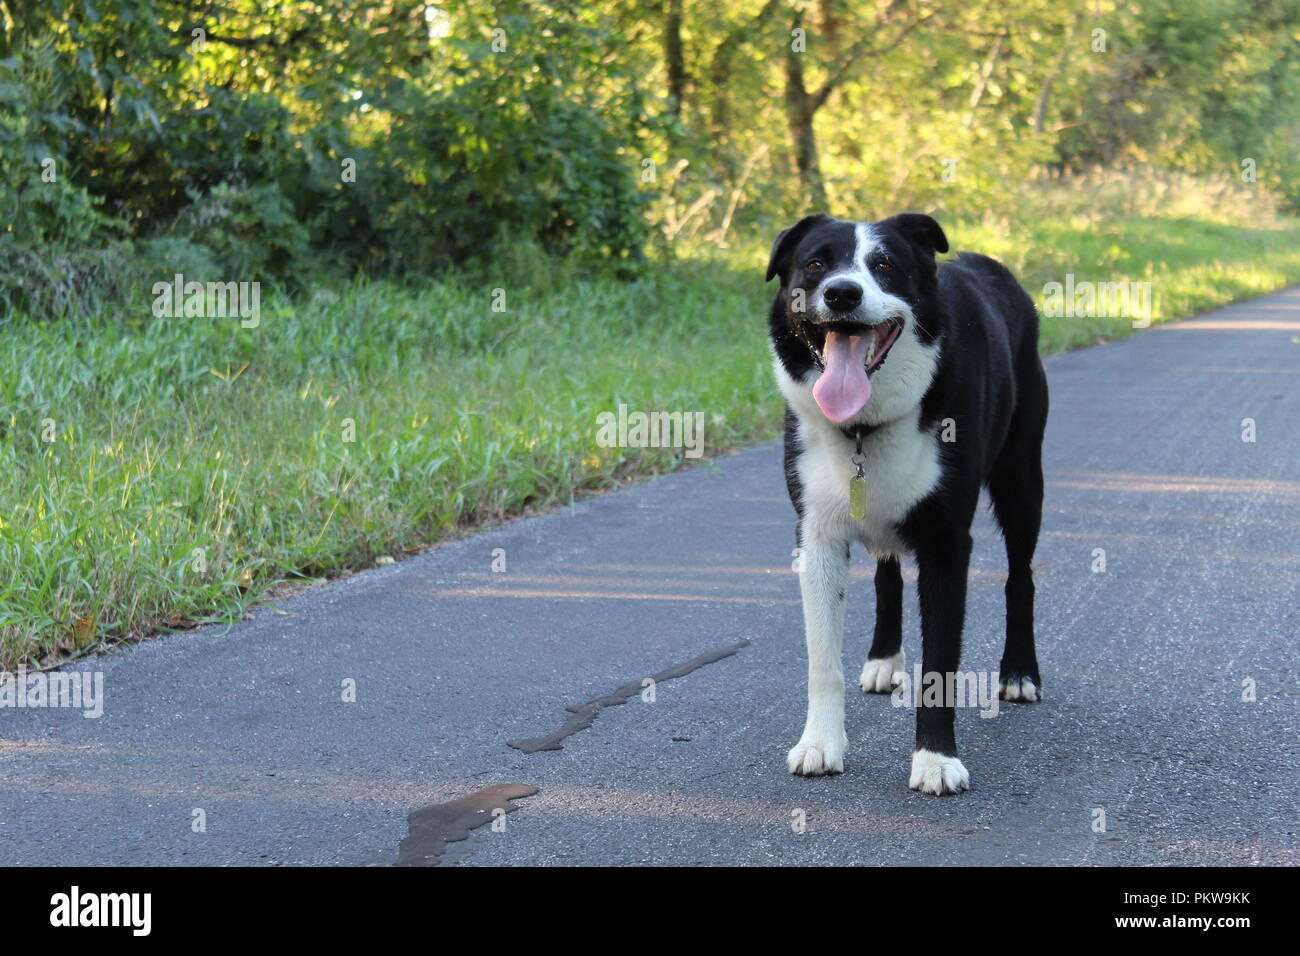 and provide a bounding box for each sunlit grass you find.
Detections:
[958,213,1300,352]
[0,269,777,666]
[3,179,1299,665]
